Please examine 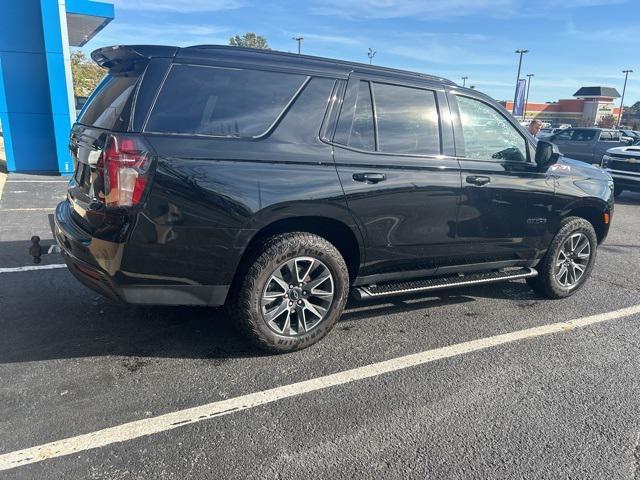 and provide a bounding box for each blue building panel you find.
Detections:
[0,0,113,174]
